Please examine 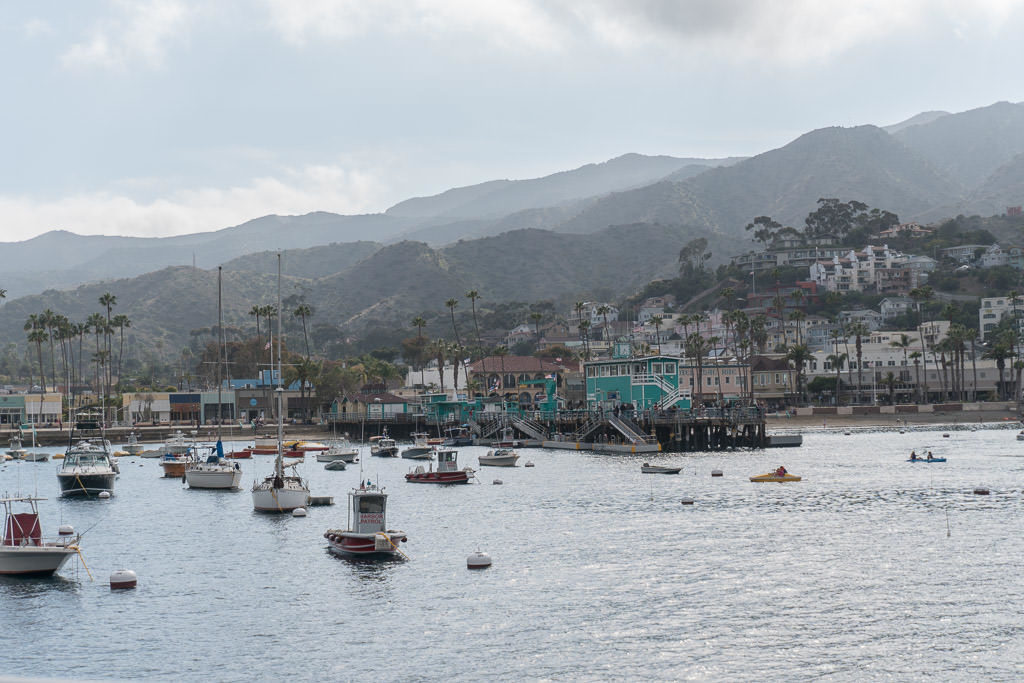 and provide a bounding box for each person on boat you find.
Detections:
[775,466,787,477]
[927,451,933,461]
[910,450,917,461]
